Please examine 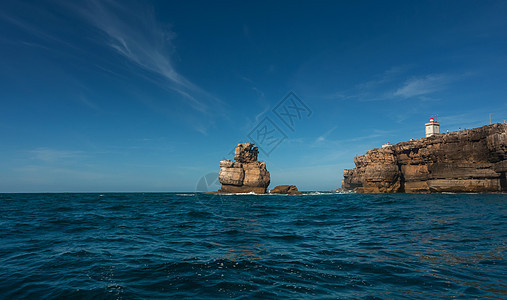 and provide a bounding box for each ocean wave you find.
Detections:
[1,193,505,299]
[304,191,353,195]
